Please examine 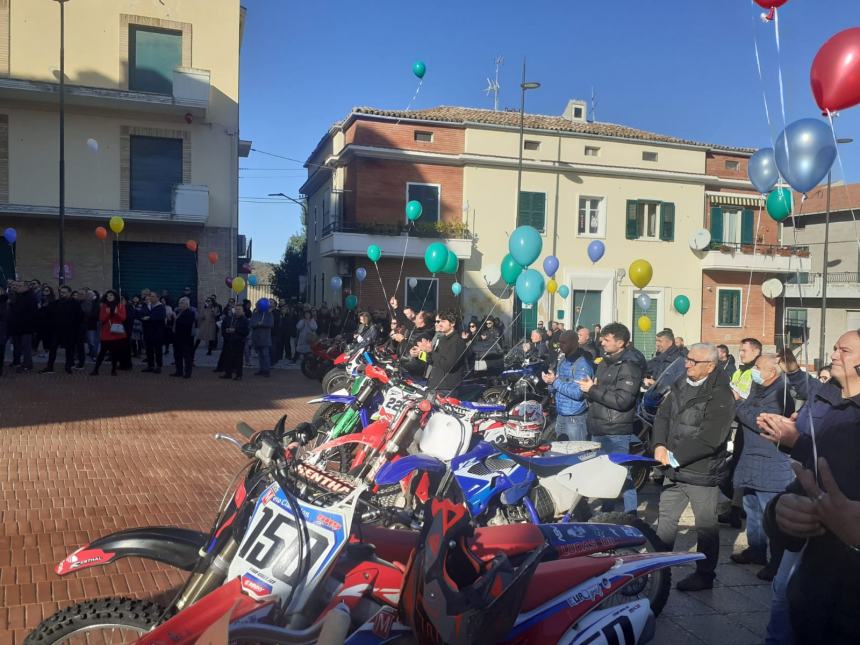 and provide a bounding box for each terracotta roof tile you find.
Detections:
[349,105,754,153]
[794,182,860,215]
